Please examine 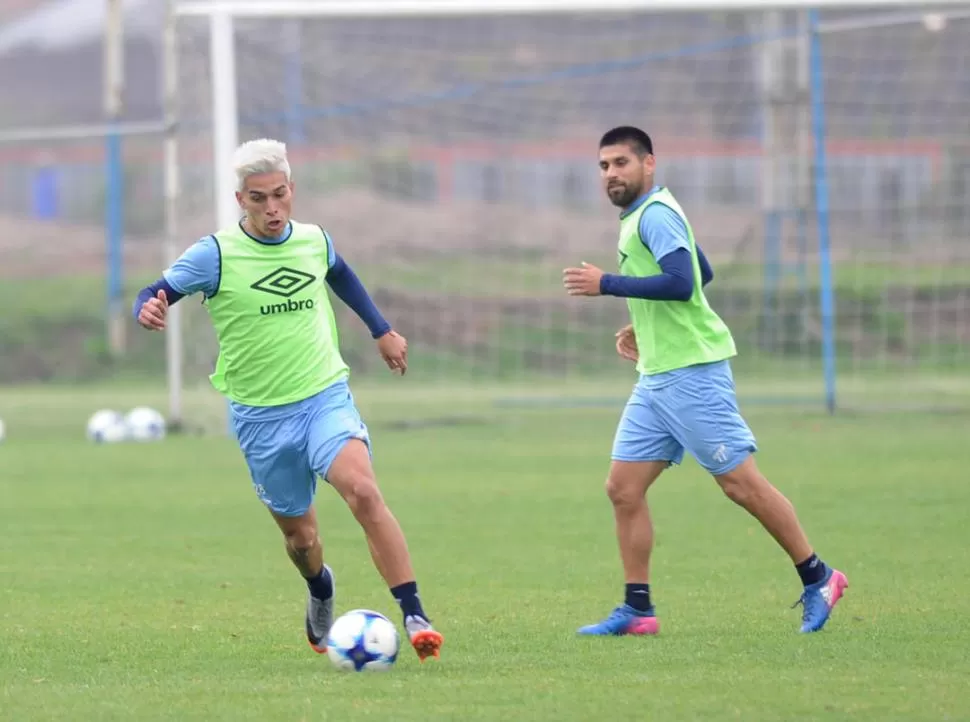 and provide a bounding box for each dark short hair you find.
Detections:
[599,126,654,157]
